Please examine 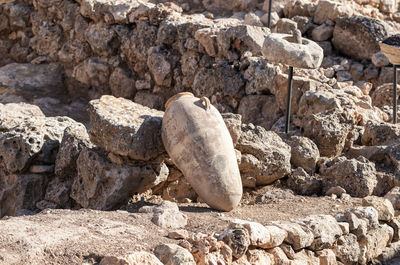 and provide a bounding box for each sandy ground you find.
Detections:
[0,186,363,265]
